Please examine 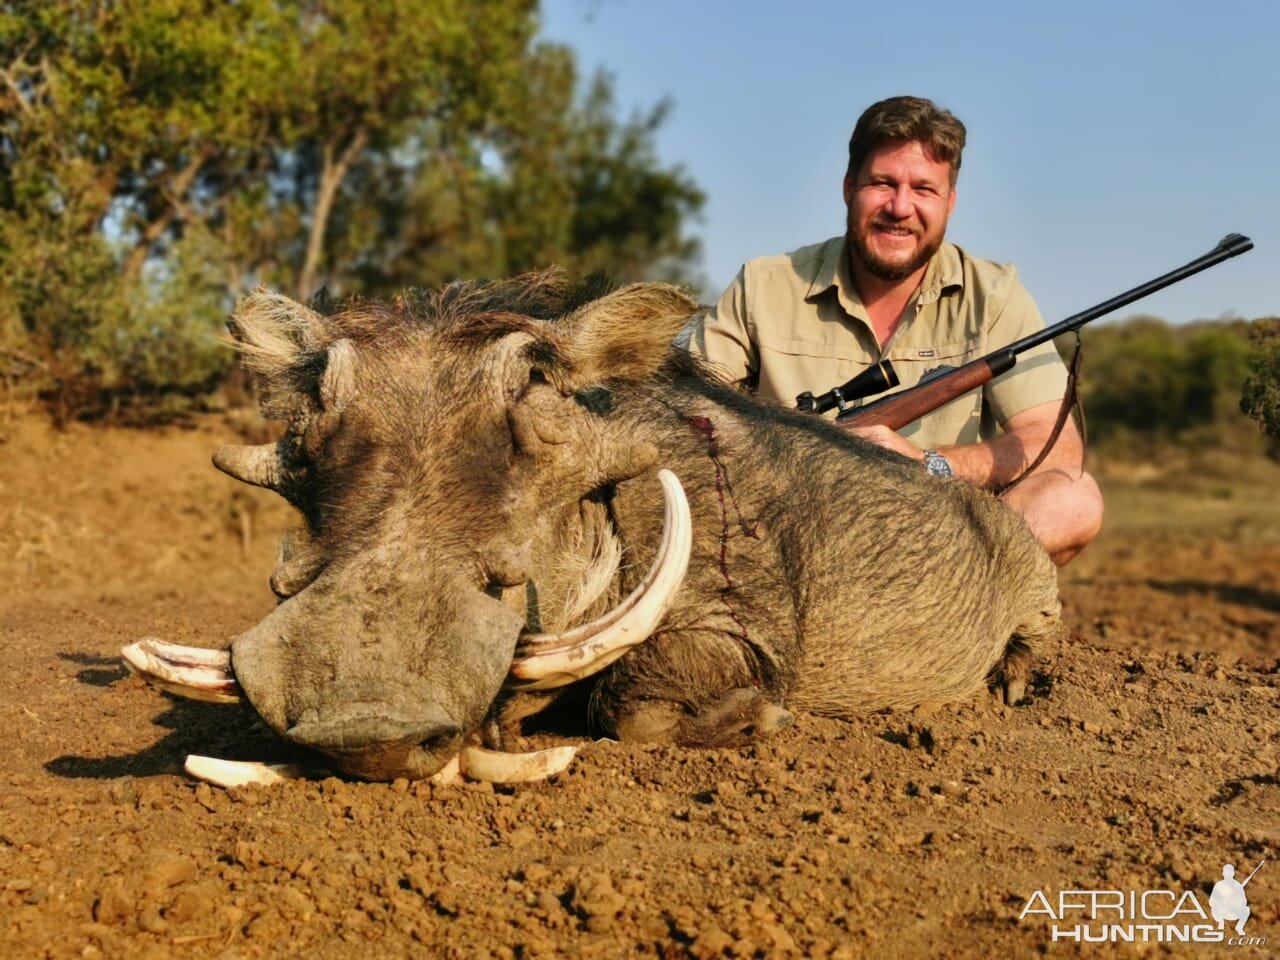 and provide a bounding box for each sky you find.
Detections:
[539,0,1278,325]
